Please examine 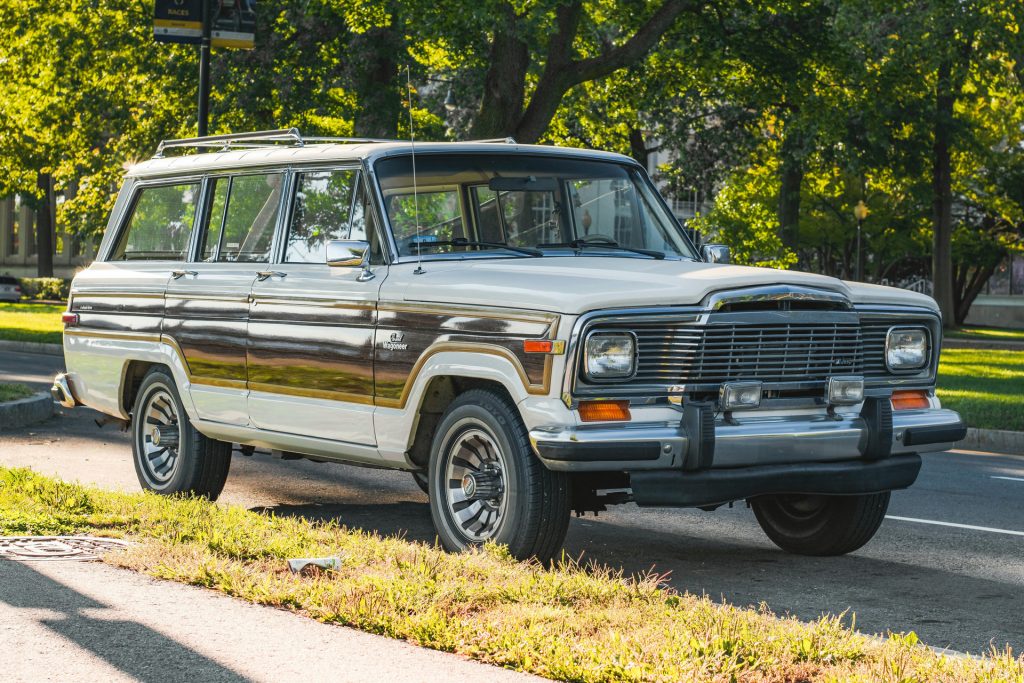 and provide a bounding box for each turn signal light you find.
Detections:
[61,312,79,327]
[523,339,565,354]
[891,390,930,410]
[578,400,631,422]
